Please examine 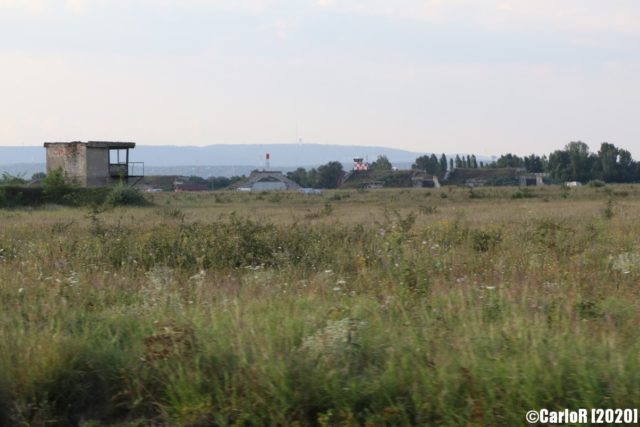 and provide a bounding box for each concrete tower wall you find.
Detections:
[86,148,110,187]
[45,142,88,186]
